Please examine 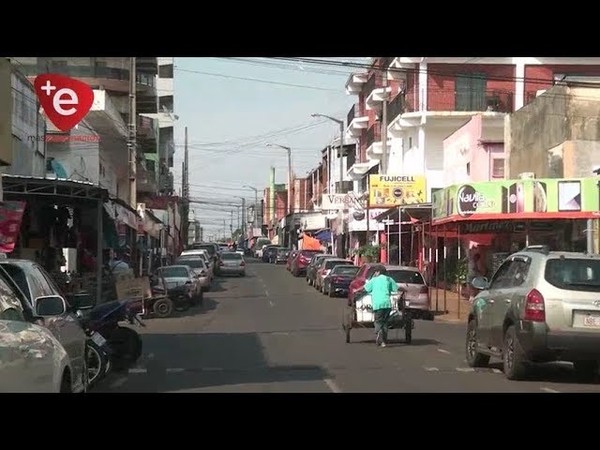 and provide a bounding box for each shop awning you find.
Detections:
[314,229,332,242]
[375,203,433,224]
[300,233,321,250]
